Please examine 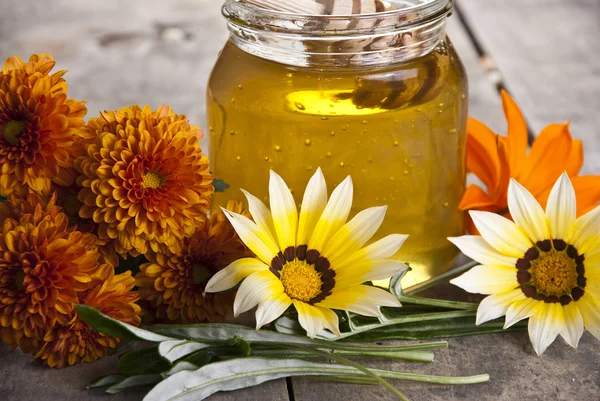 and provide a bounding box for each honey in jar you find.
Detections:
[207,0,467,287]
